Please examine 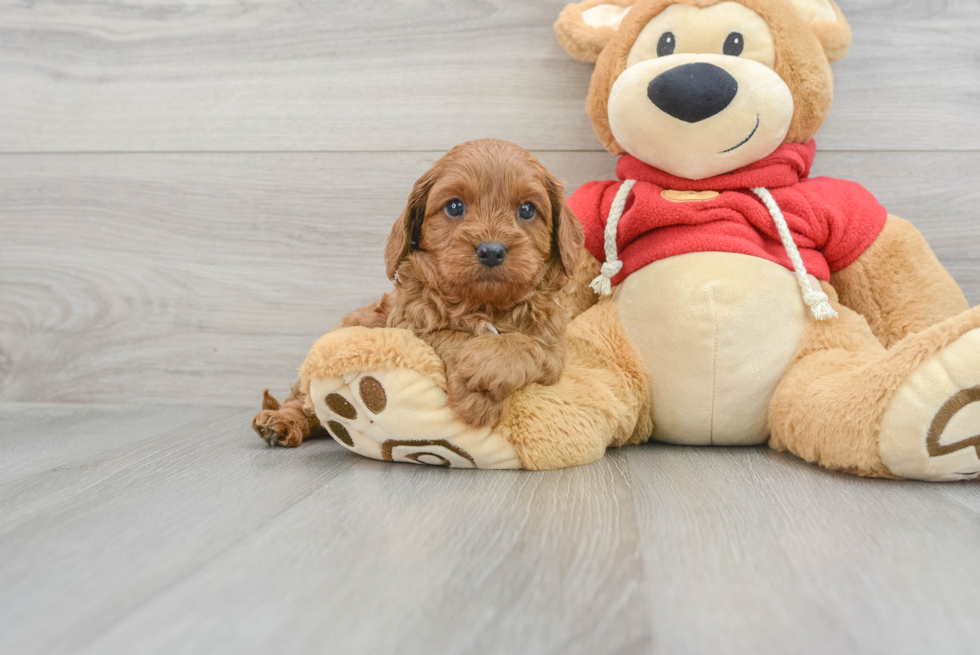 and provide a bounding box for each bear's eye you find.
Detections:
[518,202,536,221]
[445,199,466,218]
[724,32,744,57]
[657,32,676,57]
